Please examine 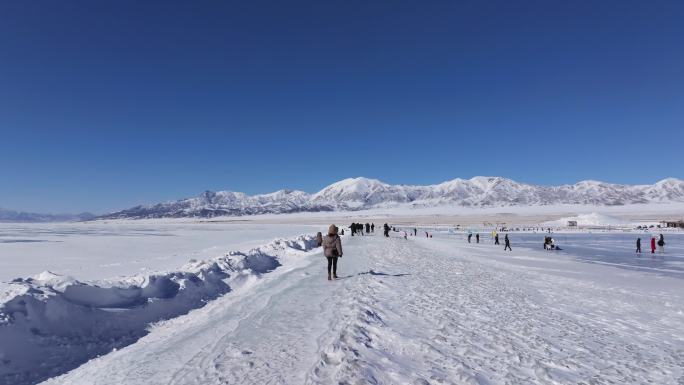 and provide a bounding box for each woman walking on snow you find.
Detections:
[322,225,343,280]
[650,237,656,254]
[636,237,641,253]
[504,234,512,251]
